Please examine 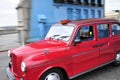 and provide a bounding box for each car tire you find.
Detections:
[40,69,65,80]
[113,52,120,66]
